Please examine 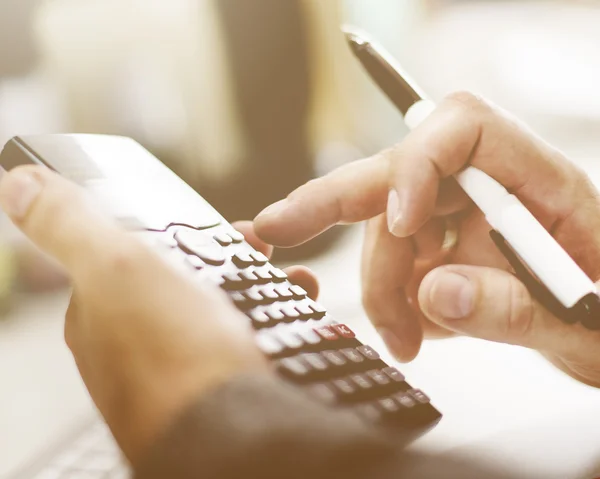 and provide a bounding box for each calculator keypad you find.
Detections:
[147,224,441,434]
